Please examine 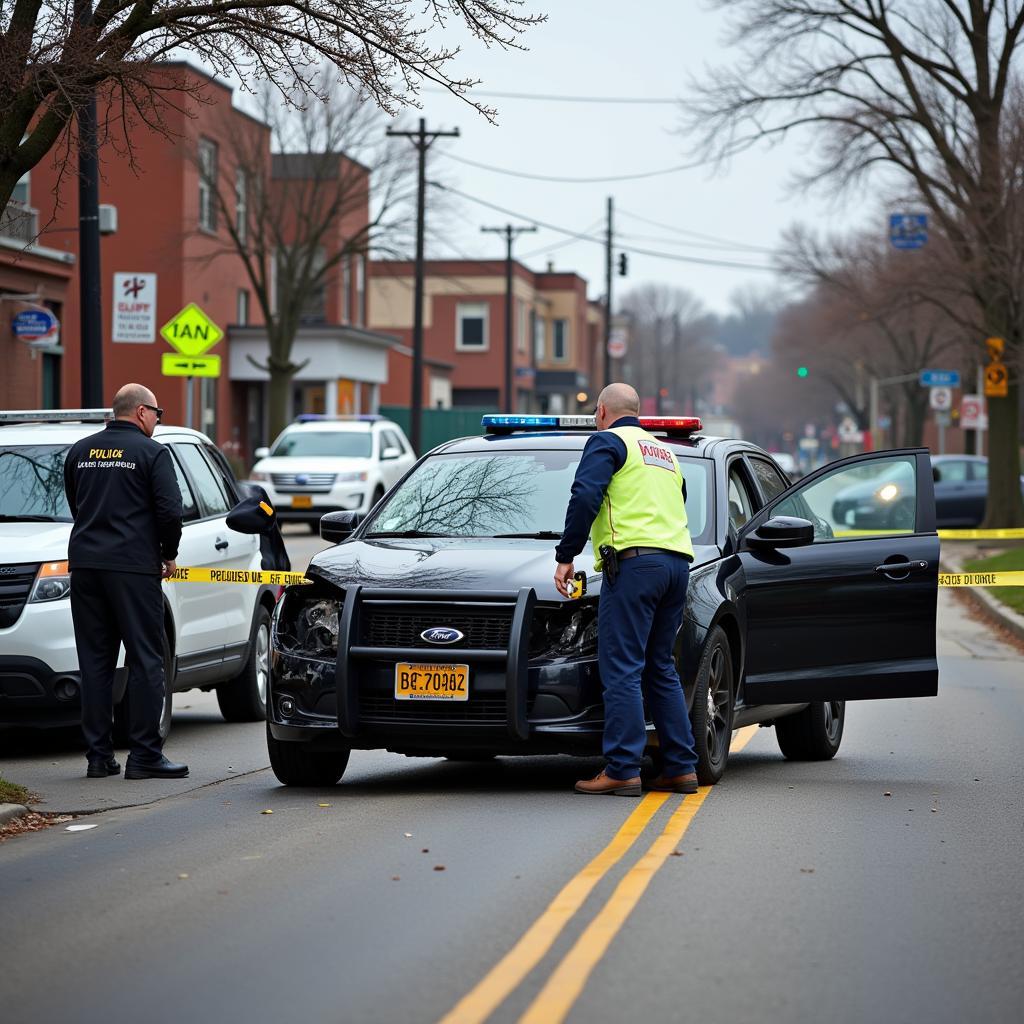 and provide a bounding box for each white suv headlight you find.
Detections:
[335,471,368,483]
[29,560,71,602]
[249,470,270,482]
